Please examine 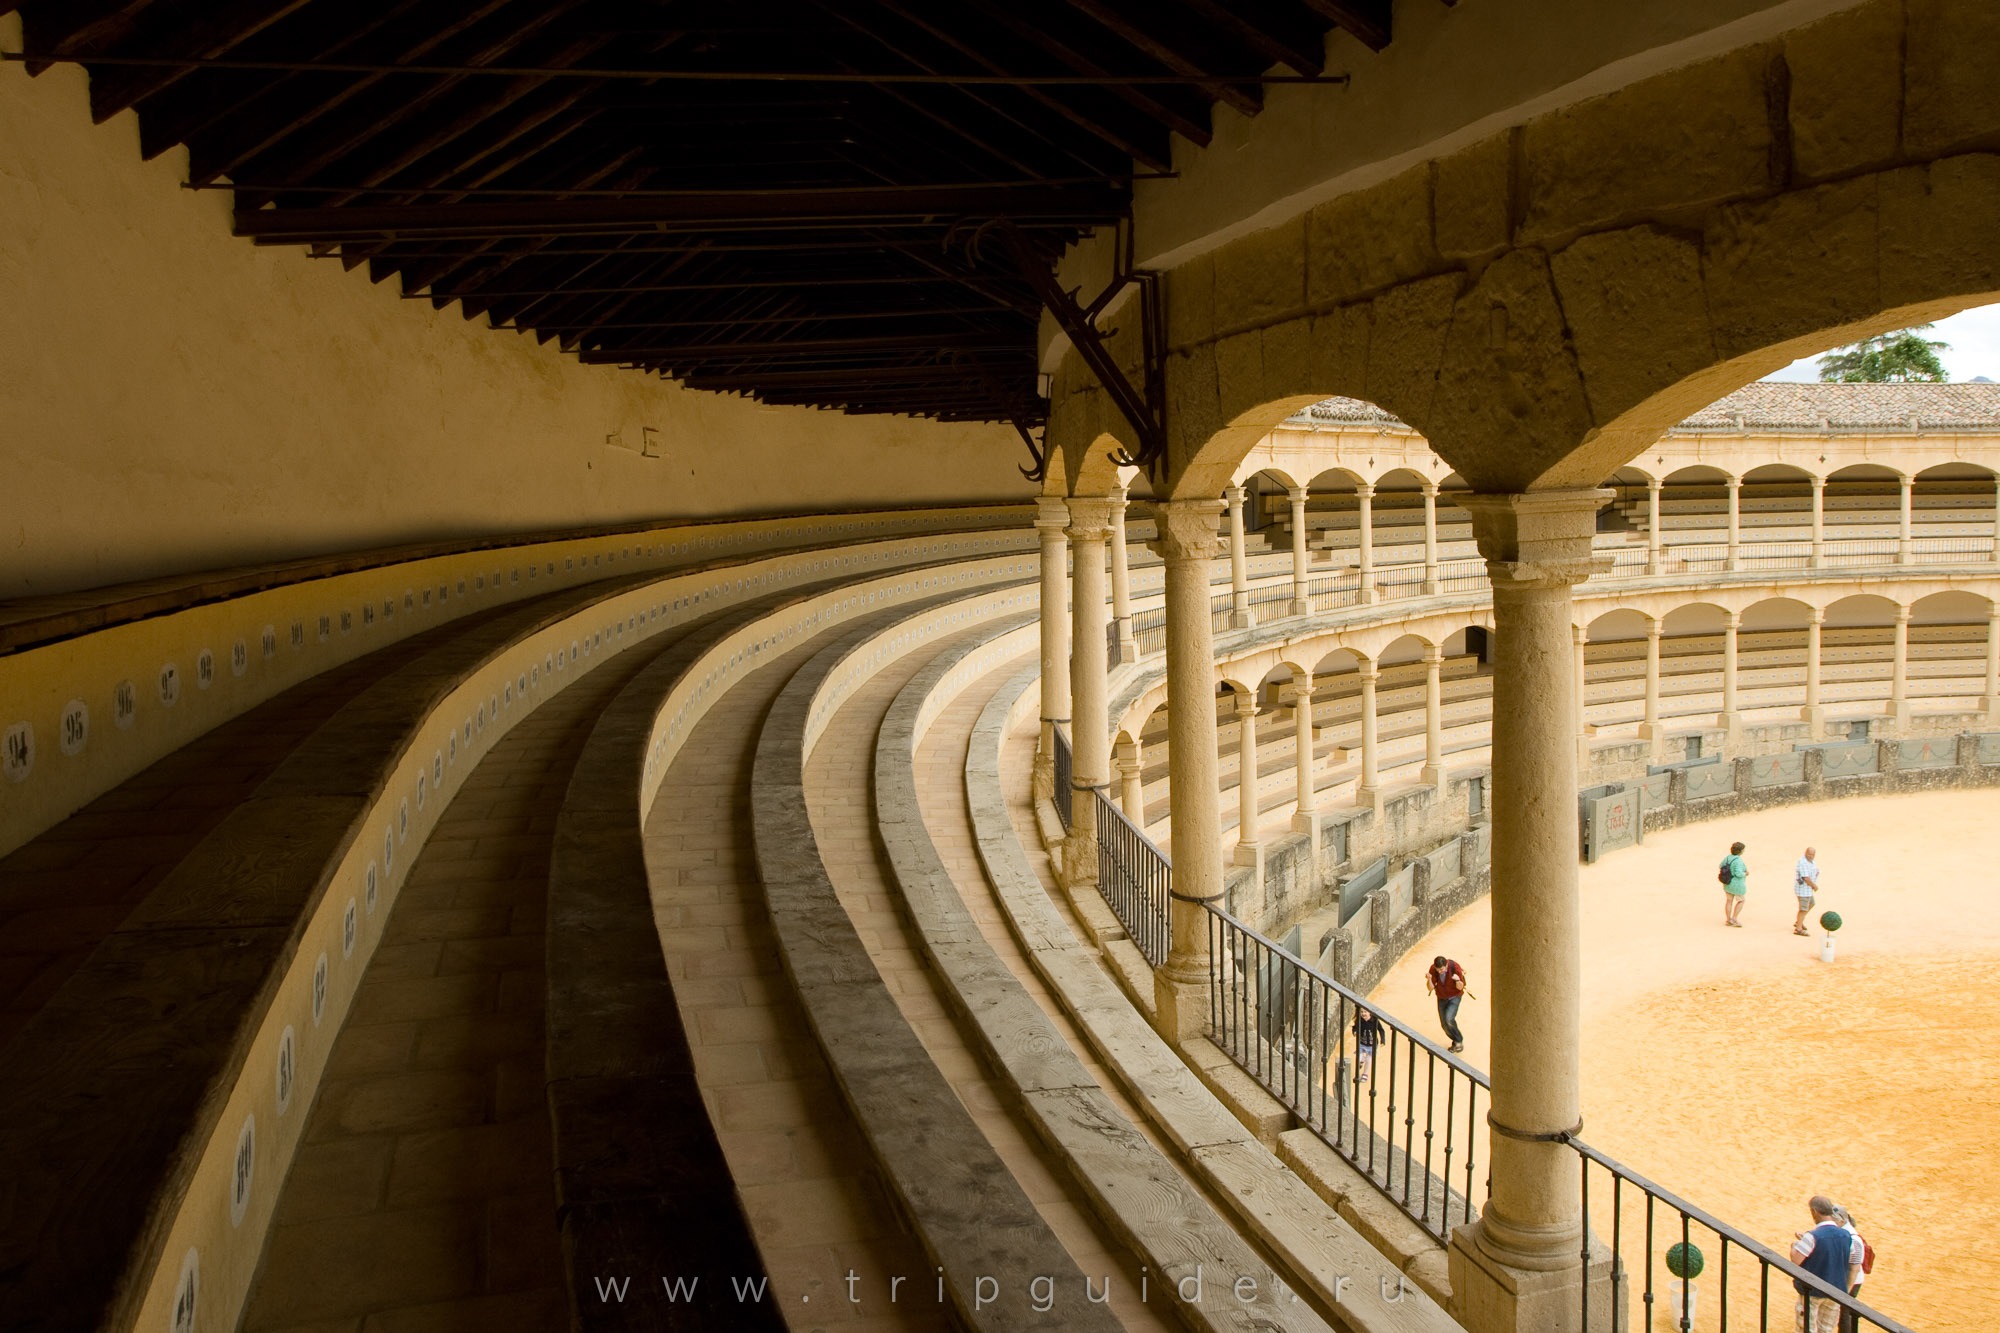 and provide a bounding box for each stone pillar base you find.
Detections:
[1116,637,1138,665]
[1421,579,1440,596]
[1717,711,1741,744]
[1228,609,1254,629]
[1983,694,2000,723]
[1290,809,1322,838]
[1448,1222,1622,1333]
[1890,702,1911,730]
[1724,557,1739,571]
[1153,967,1209,1045]
[1288,597,1311,617]
[1360,587,1379,605]
[1355,785,1381,814]
[1063,831,1100,889]
[1801,704,1826,732]
[1233,840,1262,870]
[1646,561,1662,576]
[1421,764,1446,788]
